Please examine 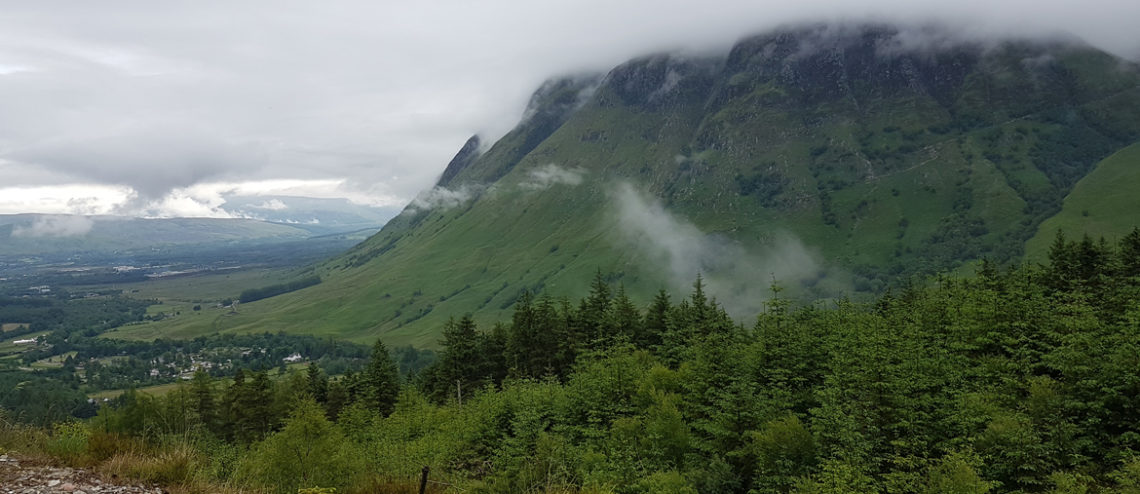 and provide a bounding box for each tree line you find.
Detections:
[11,228,1140,493]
